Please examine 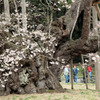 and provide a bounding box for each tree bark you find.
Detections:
[52,0,97,79]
